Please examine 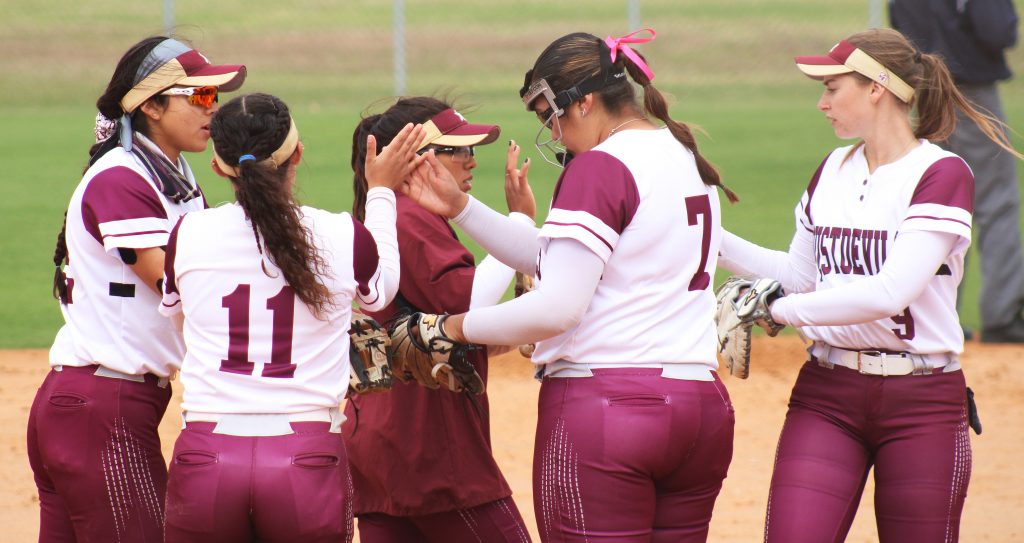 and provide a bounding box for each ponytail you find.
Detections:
[351,114,382,222]
[52,212,69,303]
[526,32,739,202]
[622,57,738,203]
[915,53,1021,158]
[211,93,333,318]
[846,28,1023,160]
